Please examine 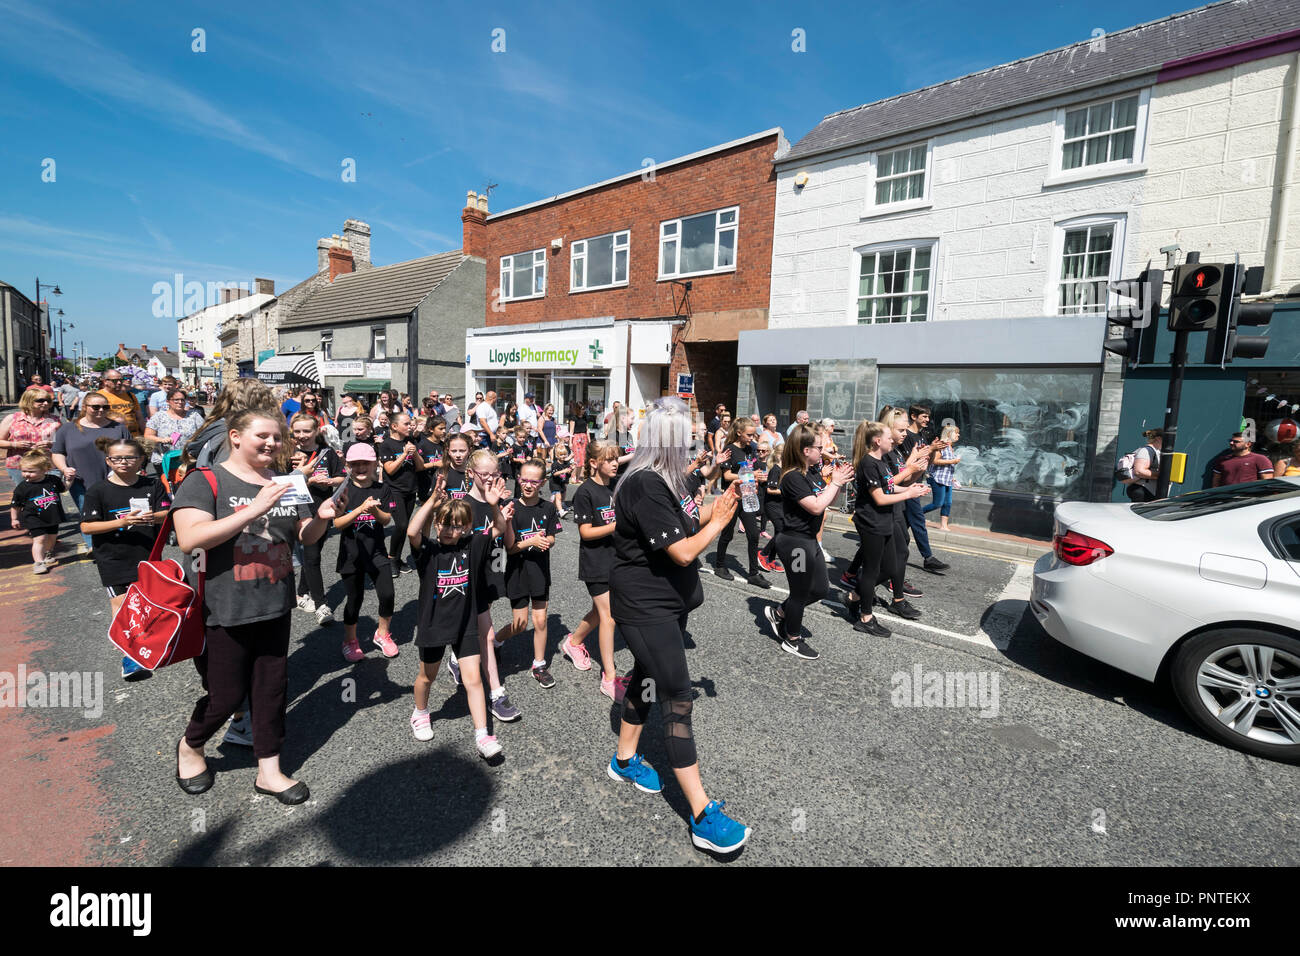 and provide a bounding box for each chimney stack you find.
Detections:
[328,241,355,283]
[342,220,372,271]
[254,277,275,296]
[462,189,488,259]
